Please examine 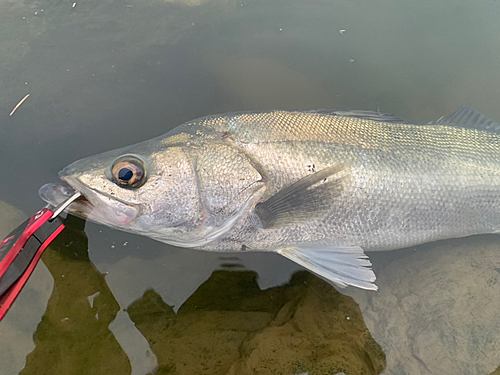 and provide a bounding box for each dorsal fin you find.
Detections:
[302,109,406,124]
[433,106,500,134]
